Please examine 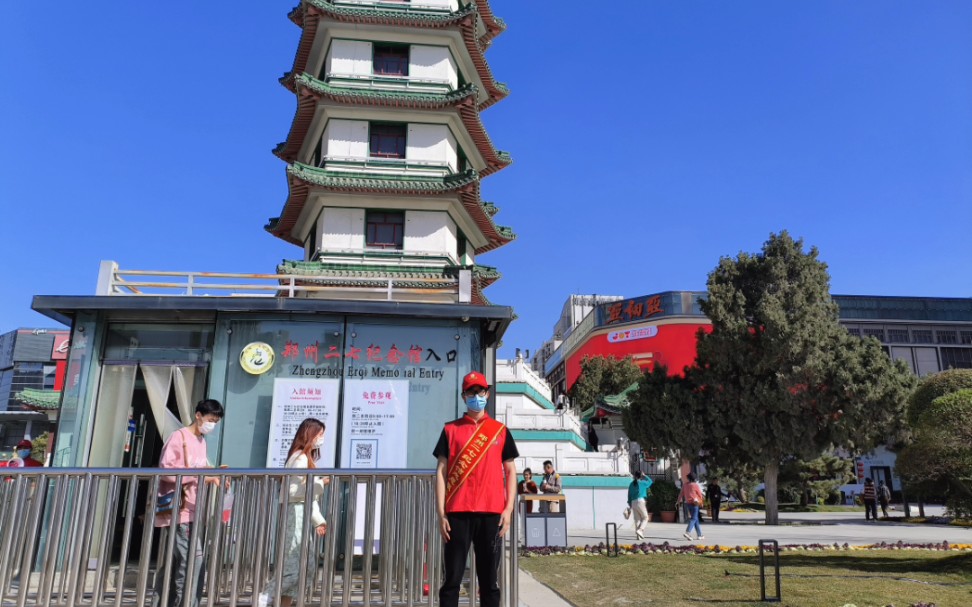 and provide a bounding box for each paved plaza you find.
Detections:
[517,506,968,607]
